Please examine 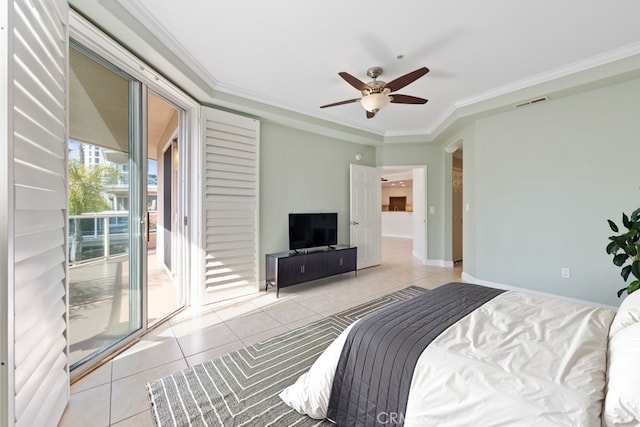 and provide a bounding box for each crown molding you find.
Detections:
[116,0,218,90]
[82,4,640,146]
[212,80,390,137]
[455,42,640,109]
[116,0,392,139]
